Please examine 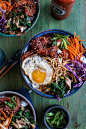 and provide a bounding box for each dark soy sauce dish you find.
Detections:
[44,105,70,129]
